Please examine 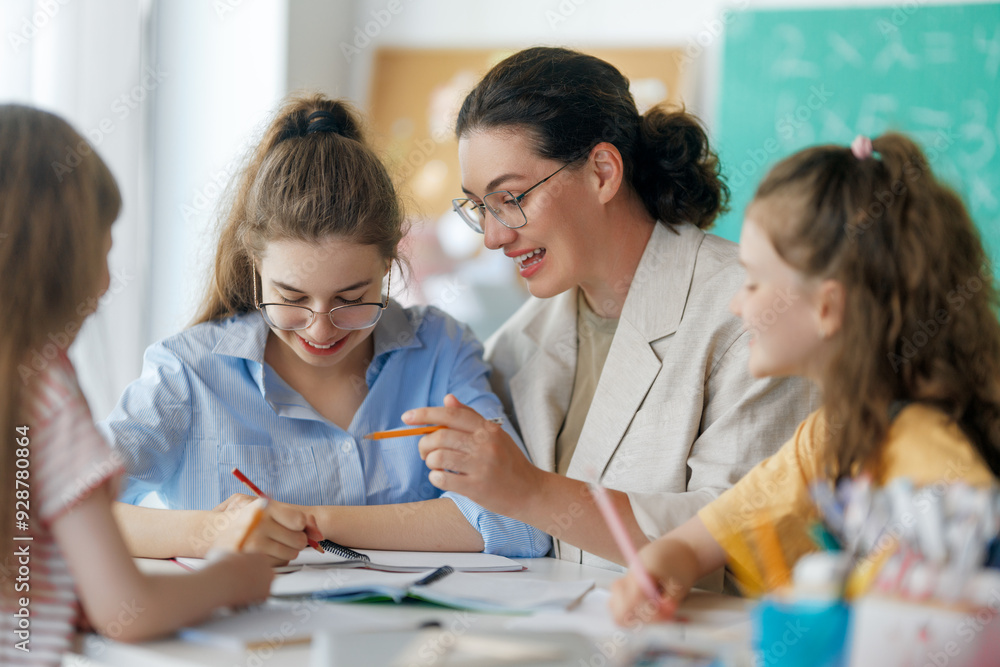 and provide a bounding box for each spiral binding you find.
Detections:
[318,539,370,562]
